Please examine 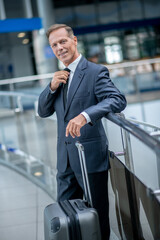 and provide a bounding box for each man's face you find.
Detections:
[49,28,79,66]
